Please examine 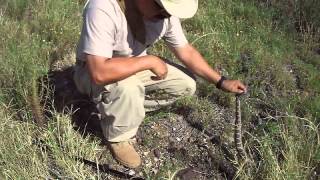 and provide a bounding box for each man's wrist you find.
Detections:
[138,55,157,70]
[216,76,227,89]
